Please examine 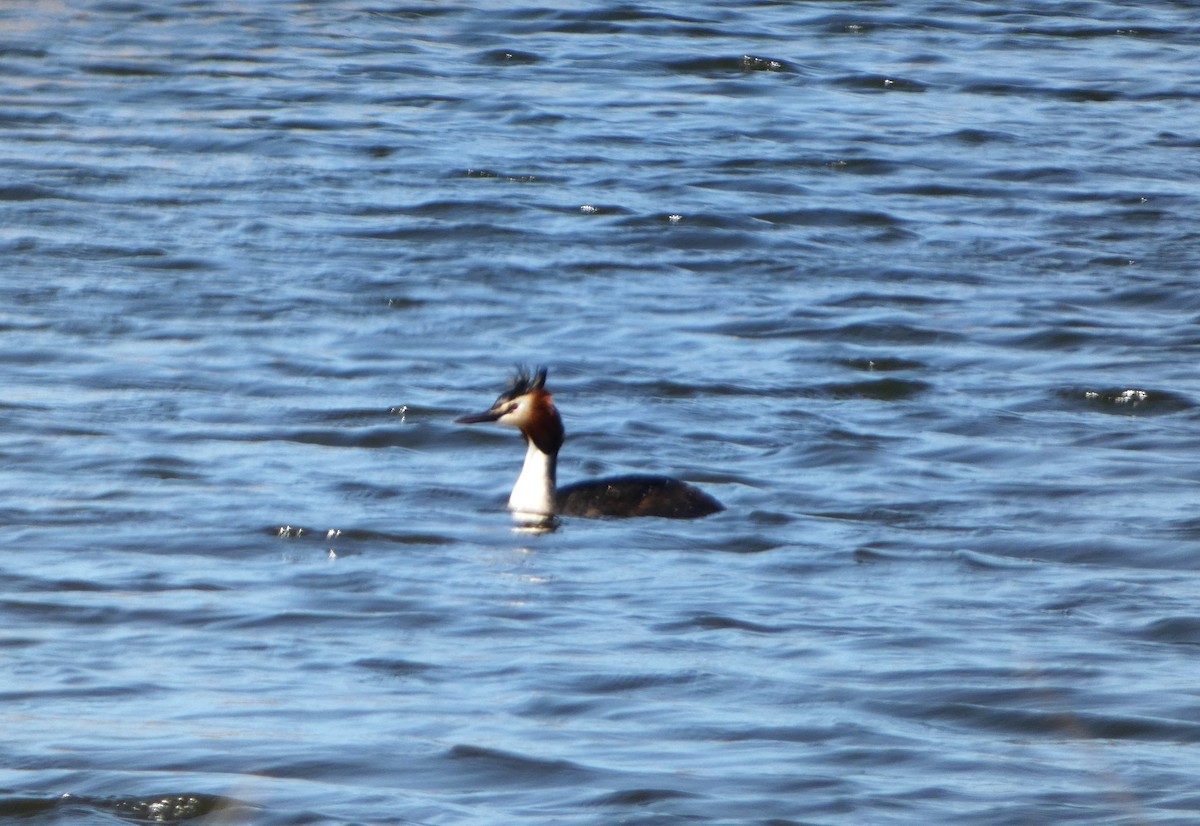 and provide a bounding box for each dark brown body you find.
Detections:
[557,474,724,519]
